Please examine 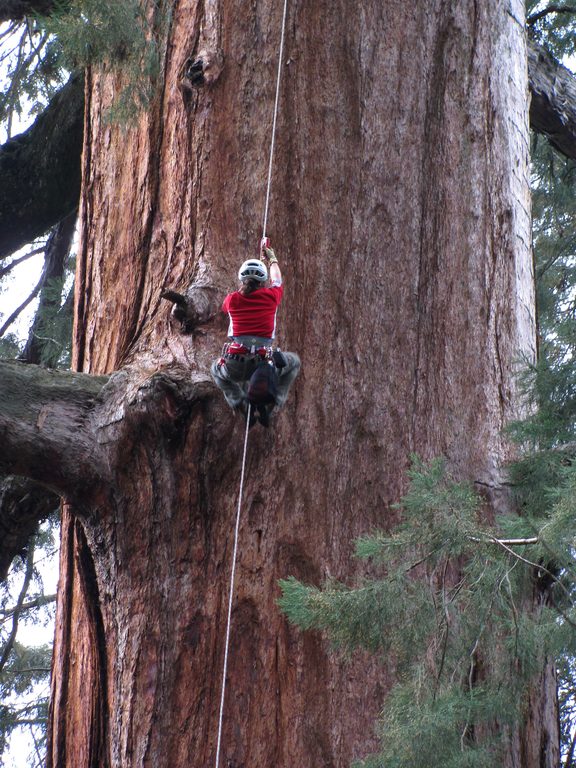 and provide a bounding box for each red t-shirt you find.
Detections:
[223,284,284,338]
